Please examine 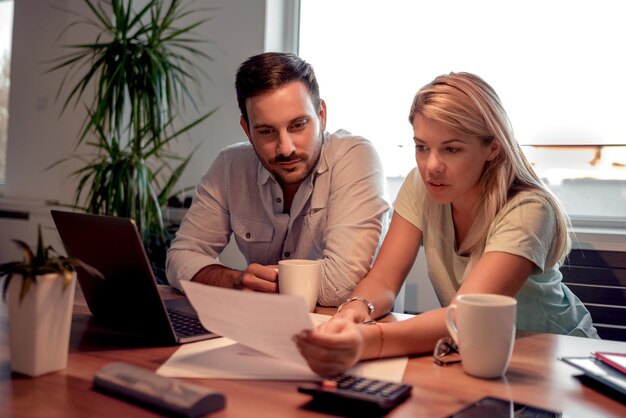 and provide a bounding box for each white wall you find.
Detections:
[4,0,86,204]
